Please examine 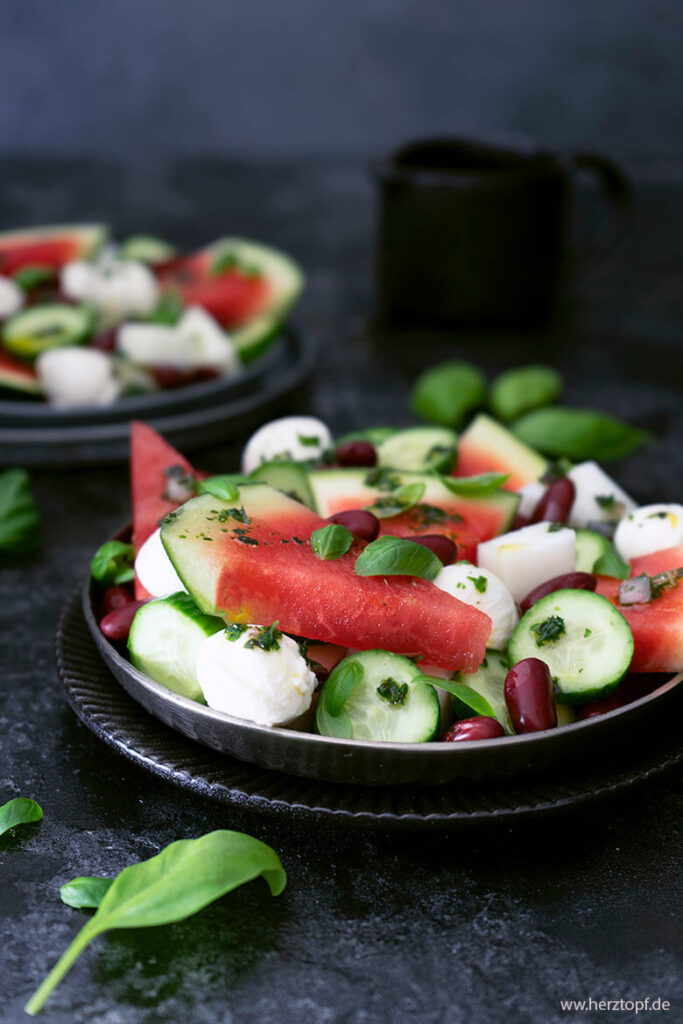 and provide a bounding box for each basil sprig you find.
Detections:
[0,797,43,838]
[25,830,286,1016]
[354,536,443,580]
[513,408,650,462]
[489,365,562,421]
[593,545,631,579]
[367,481,426,519]
[411,360,486,428]
[0,469,41,555]
[60,877,113,909]
[311,524,353,560]
[196,476,243,502]
[438,472,510,498]
[90,541,135,586]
